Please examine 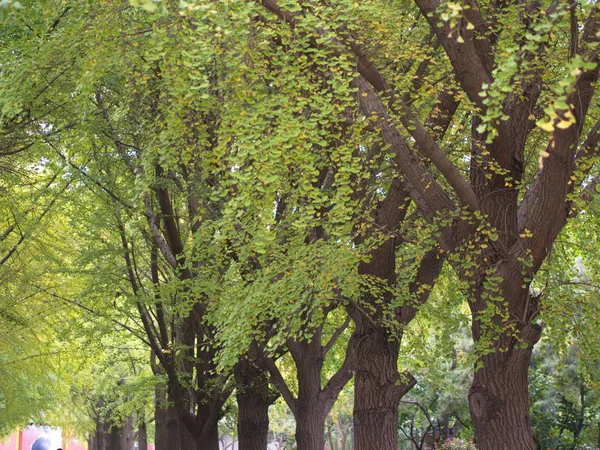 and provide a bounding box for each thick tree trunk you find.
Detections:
[289,332,352,450]
[295,359,326,449]
[295,409,327,450]
[469,328,540,450]
[179,421,198,450]
[137,422,148,450]
[166,405,181,450]
[197,402,220,450]
[353,321,416,450]
[351,221,420,450]
[120,416,135,450]
[197,425,219,450]
[235,357,271,450]
[95,419,105,450]
[154,386,168,450]
[106,422,121,450]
